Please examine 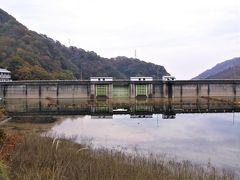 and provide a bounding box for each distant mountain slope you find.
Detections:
[0,8,169,80]
[193,57,240,79]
